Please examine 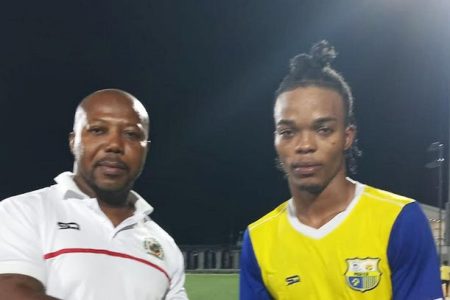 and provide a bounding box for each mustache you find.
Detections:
[95,157,128,170]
